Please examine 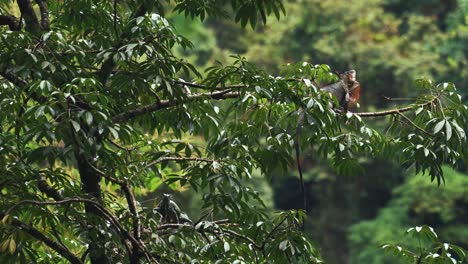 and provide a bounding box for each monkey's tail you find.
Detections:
[295,110,307,213]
